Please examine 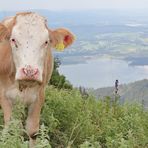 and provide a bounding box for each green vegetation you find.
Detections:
[91,79,148,108]
[0,87,148,148]
[49,57,73,90]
